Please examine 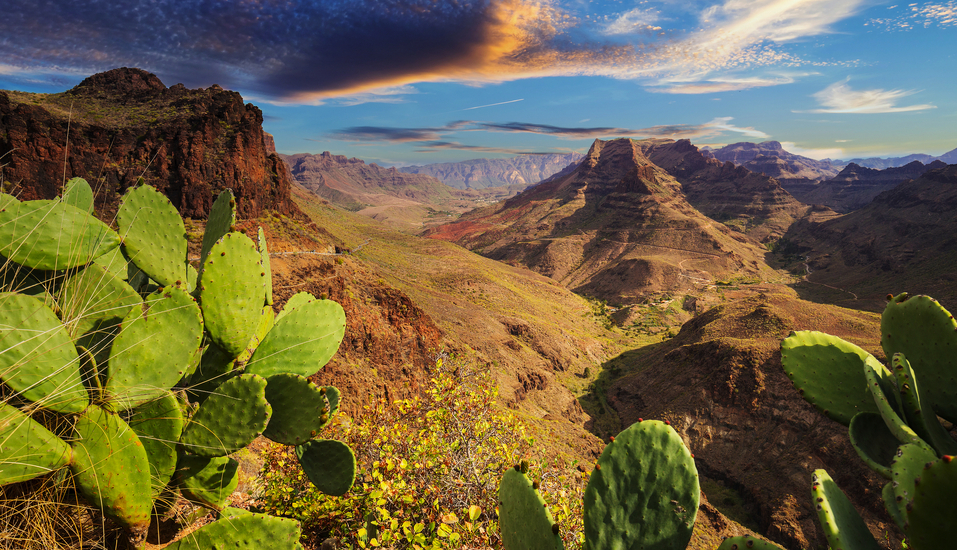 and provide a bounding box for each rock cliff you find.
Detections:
[0,67,298,220]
